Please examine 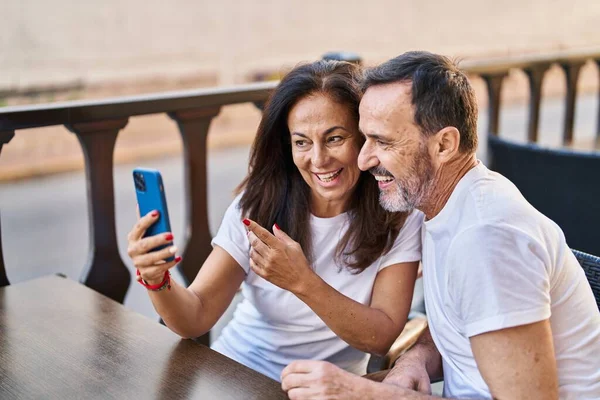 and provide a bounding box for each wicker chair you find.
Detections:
[365,248,600,380]
[488,135,600,257]
[572,249,600,309]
